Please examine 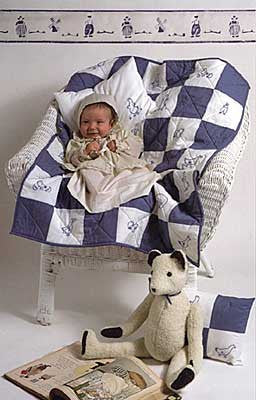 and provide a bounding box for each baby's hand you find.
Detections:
[84,141,101,156]
[107,140,117,152]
